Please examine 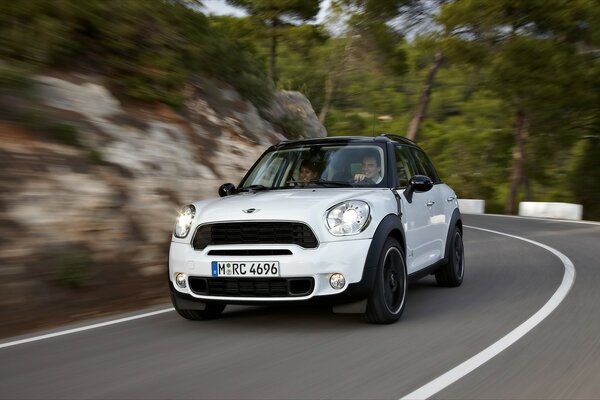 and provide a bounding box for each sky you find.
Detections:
[201,0,246,17]
[201,0,331,23]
